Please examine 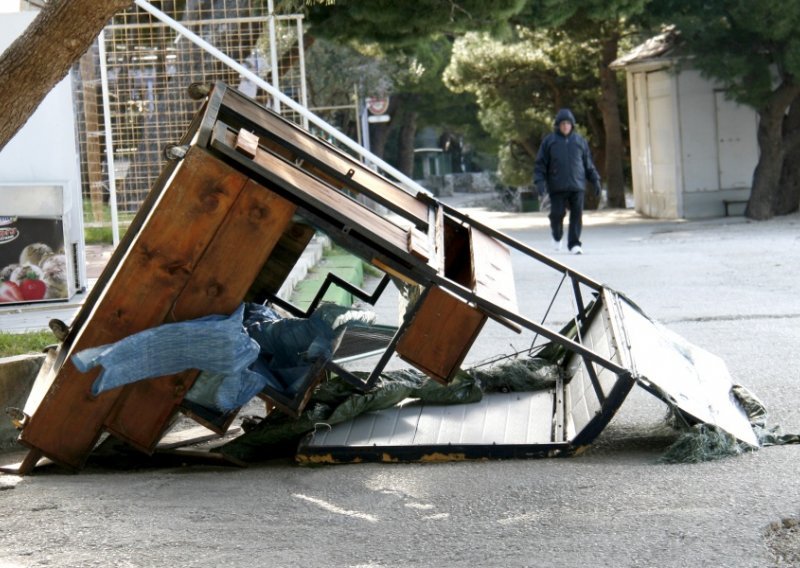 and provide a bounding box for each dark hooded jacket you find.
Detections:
[533,108,601,194]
